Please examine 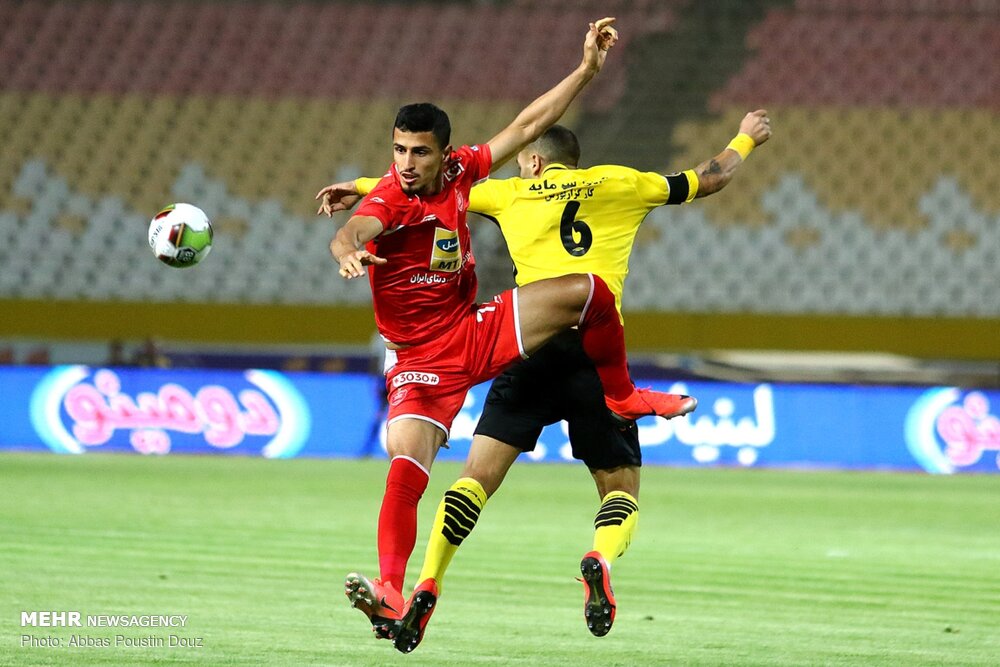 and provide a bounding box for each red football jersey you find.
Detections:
[355,144,493,346]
